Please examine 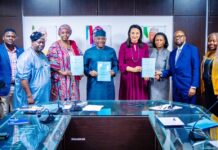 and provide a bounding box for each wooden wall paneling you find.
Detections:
[135,0,173,15]
[174,16,206,58]
[0,0,22,17]
[174,0,206,16]
[22,0,60,16]
[63,117,157,149]
[208,17,218,34]
[60,0,98,15]
[0,17,23,47]
[210,0,218,16]
[98,0,135,15]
